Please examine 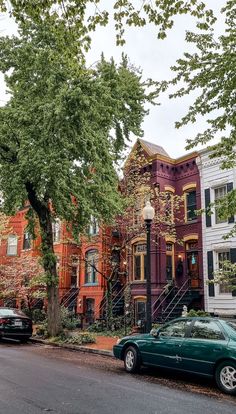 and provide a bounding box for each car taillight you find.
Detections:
[0,318,11,324]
